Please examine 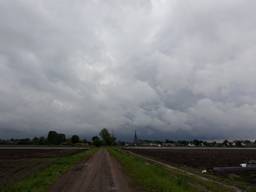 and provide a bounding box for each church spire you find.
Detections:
[134,130,138,145]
